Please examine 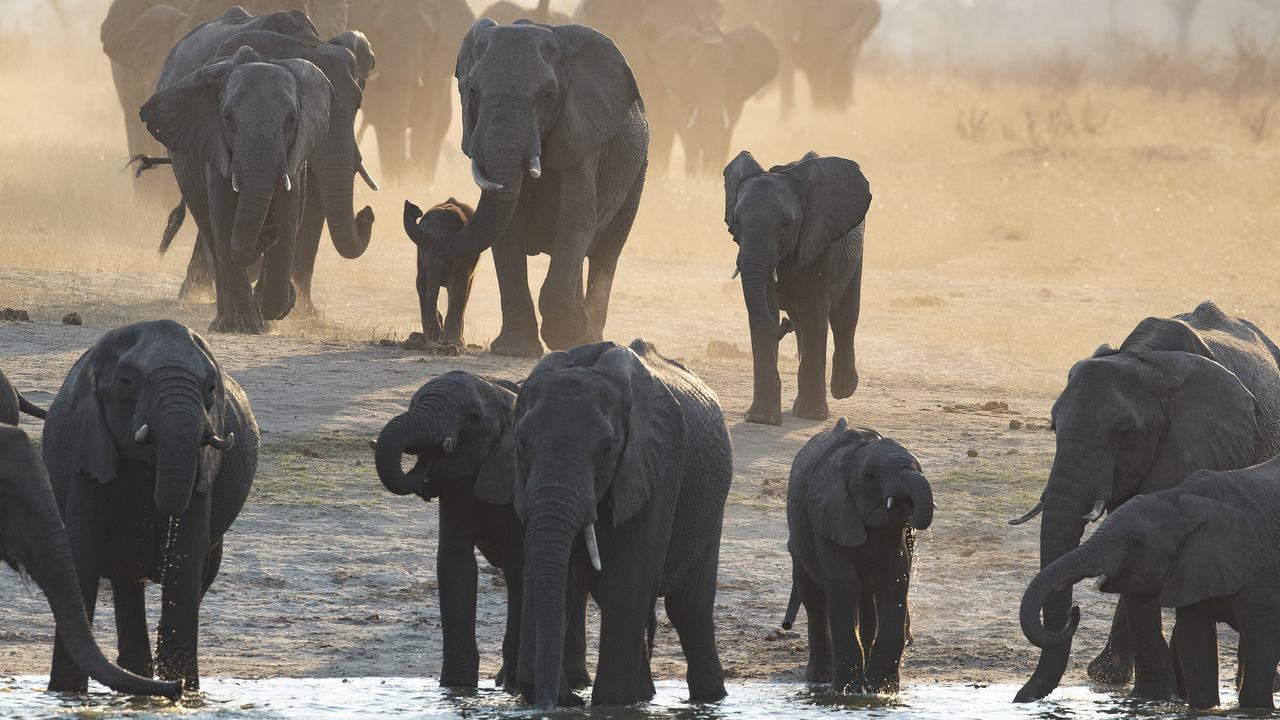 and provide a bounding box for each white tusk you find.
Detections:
[772,269,778,282]
[231,173,240,193]
[731,267,740,279]
[471,158,503,191]
[528,155,541,179]
[1083,499,1106,523]
[442,437,455,454]
[283,174,291,191]
[1093,574,1108,590]
[886,497,894,509]
[584,524,601,572]
[17,562,30,593]
[723,107,730,130]
[358,161,379,191]
[134,424,149,443]
[686,106,700,129]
